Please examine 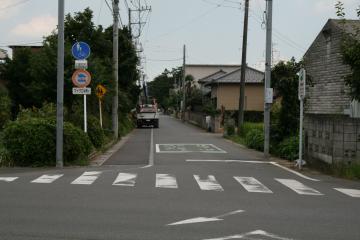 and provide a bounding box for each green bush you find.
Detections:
[87,116,105,149]
[239,122,263,138]
[277,135,299,161]
[119,115,134,137]
[3,118,92,167]
[0,86,11,129]
[245,129,264,151]
[226,124,235,136]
